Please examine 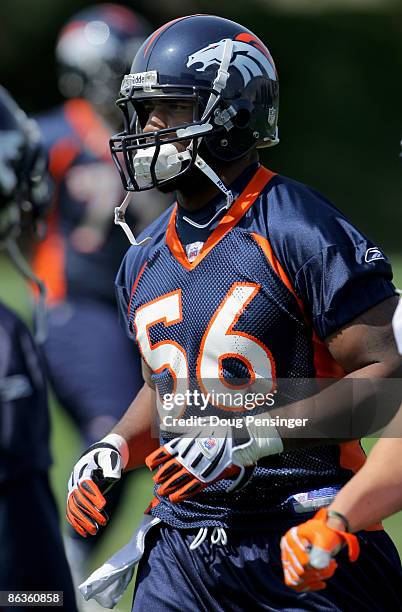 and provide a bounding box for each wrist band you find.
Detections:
[101,433,130,469]
[234,421,284,465]
[327,509,350,533]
